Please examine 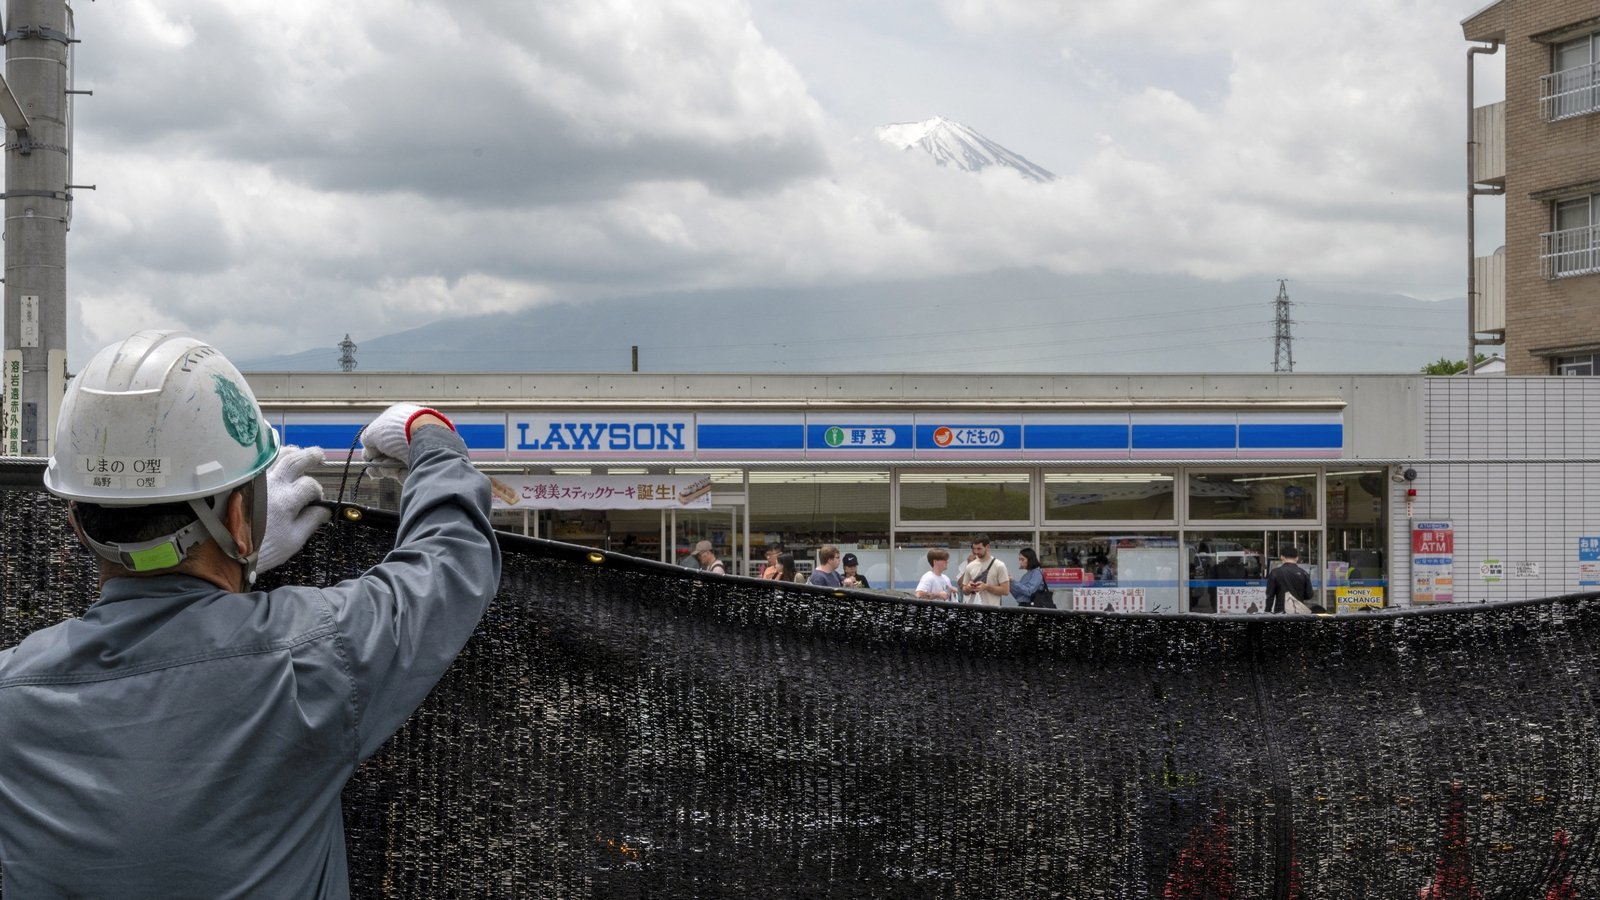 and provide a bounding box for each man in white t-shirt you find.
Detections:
[915,548,955,600]
[959,535,1010,606]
